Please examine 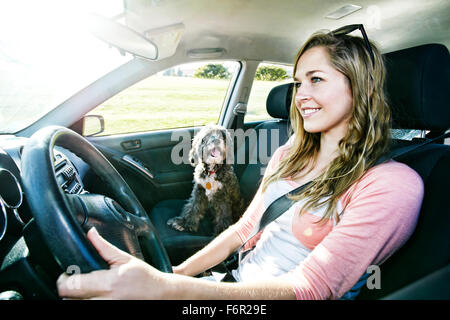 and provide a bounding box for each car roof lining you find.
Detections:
[122,0,450,64]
